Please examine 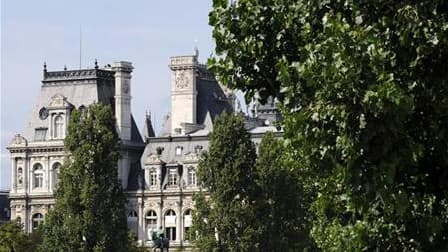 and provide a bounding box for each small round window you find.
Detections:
[39,107,49,120]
